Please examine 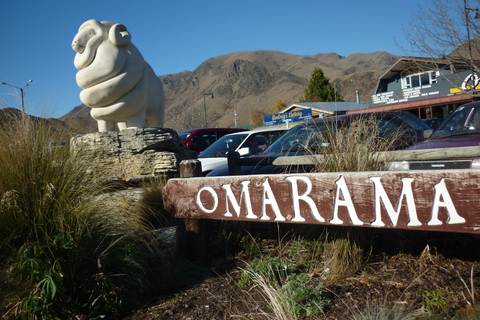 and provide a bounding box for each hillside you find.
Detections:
[60,50,398,133]
[0,107,77,141]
